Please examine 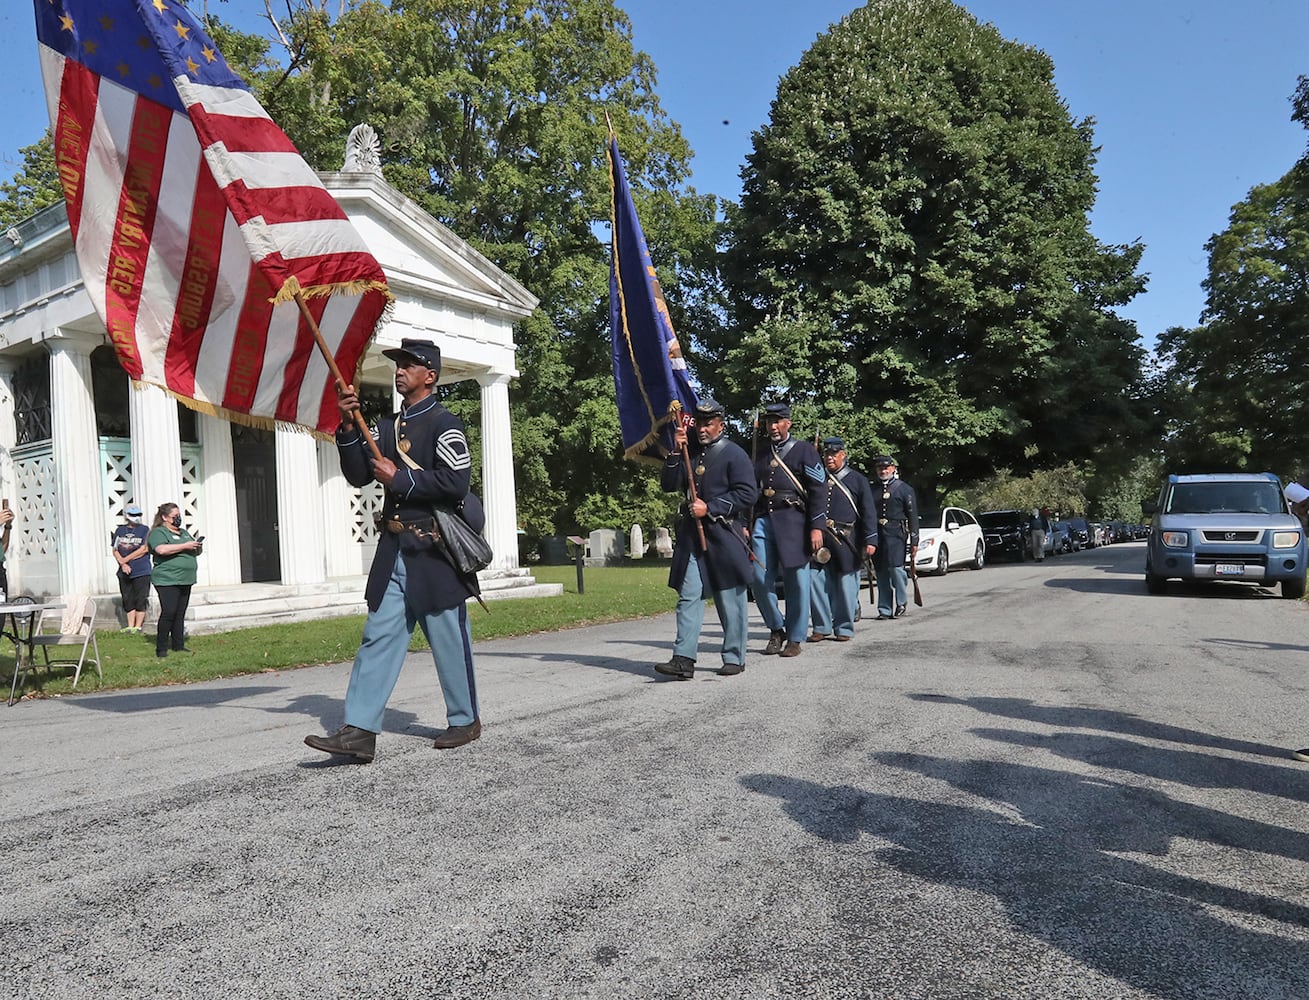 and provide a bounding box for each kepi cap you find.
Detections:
[694,398,725,420]
[125,504,142,516]
[821,436,846,453]
[381,338,442,372]
[873,454,897,468]
[762,402,790,420]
